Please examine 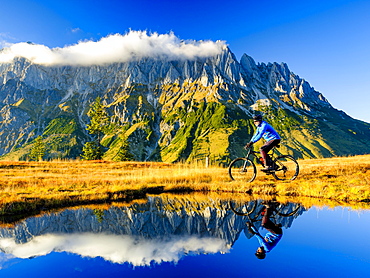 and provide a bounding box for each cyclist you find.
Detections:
[247,202,283,259]
[245,115,281,171]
